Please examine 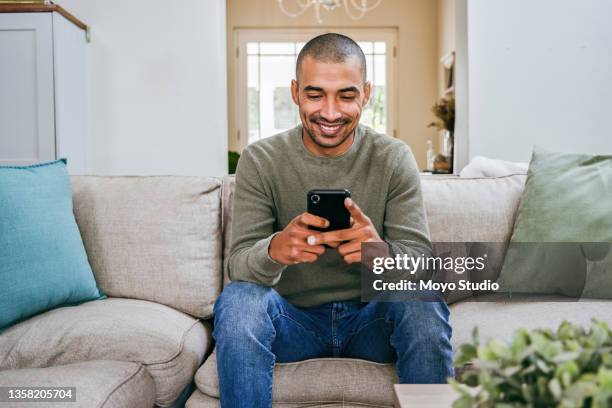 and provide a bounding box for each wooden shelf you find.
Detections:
[0,1,87,31]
